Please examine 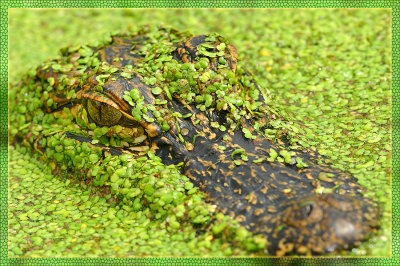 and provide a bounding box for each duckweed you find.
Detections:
[8,9,391,257]
[9,142,267,257]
